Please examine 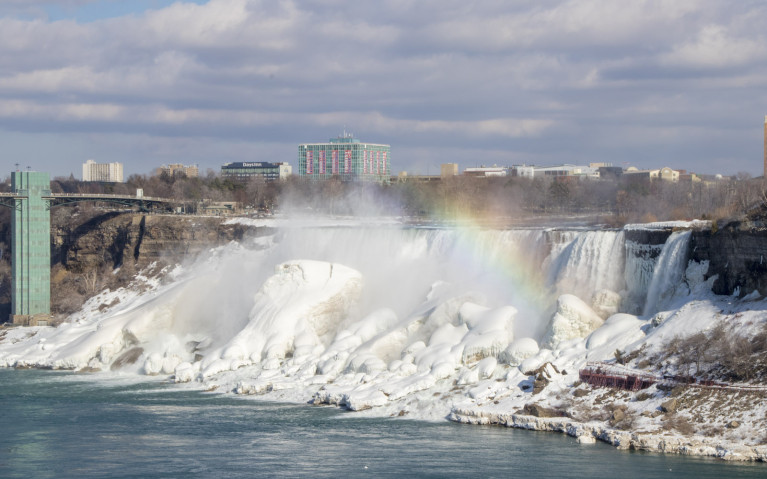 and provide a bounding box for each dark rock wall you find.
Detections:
[52,213,267,272]
[624,228,673,248]
[690,223,767,297]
